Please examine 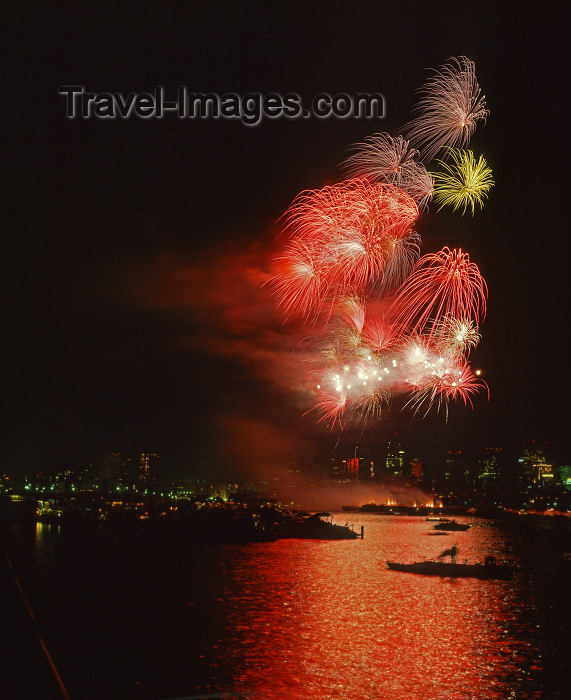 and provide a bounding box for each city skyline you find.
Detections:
[6,436,568,490]
[5,4,570,480]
